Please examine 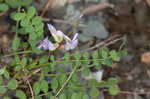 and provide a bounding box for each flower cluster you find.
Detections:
[37,24,78,51]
